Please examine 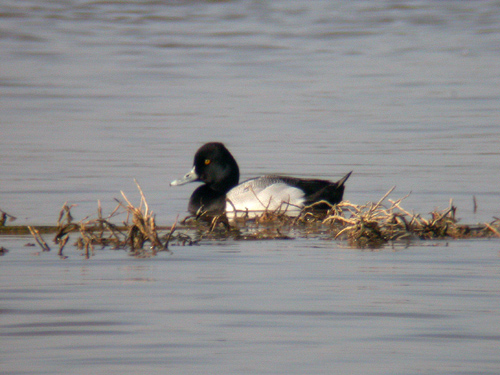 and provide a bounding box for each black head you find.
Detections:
[192,142,240,193]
